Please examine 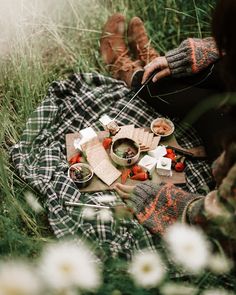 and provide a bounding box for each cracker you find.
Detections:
[93,159,121,186]
[140,131,149,148]
[137,128,145,145]
[81,137,100,152]
[145,132,154,149]
[132,128,139,143]
[85,143,104,155]
[150,136,161,150]
[113,124,135,140]
[85,143,108,167]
